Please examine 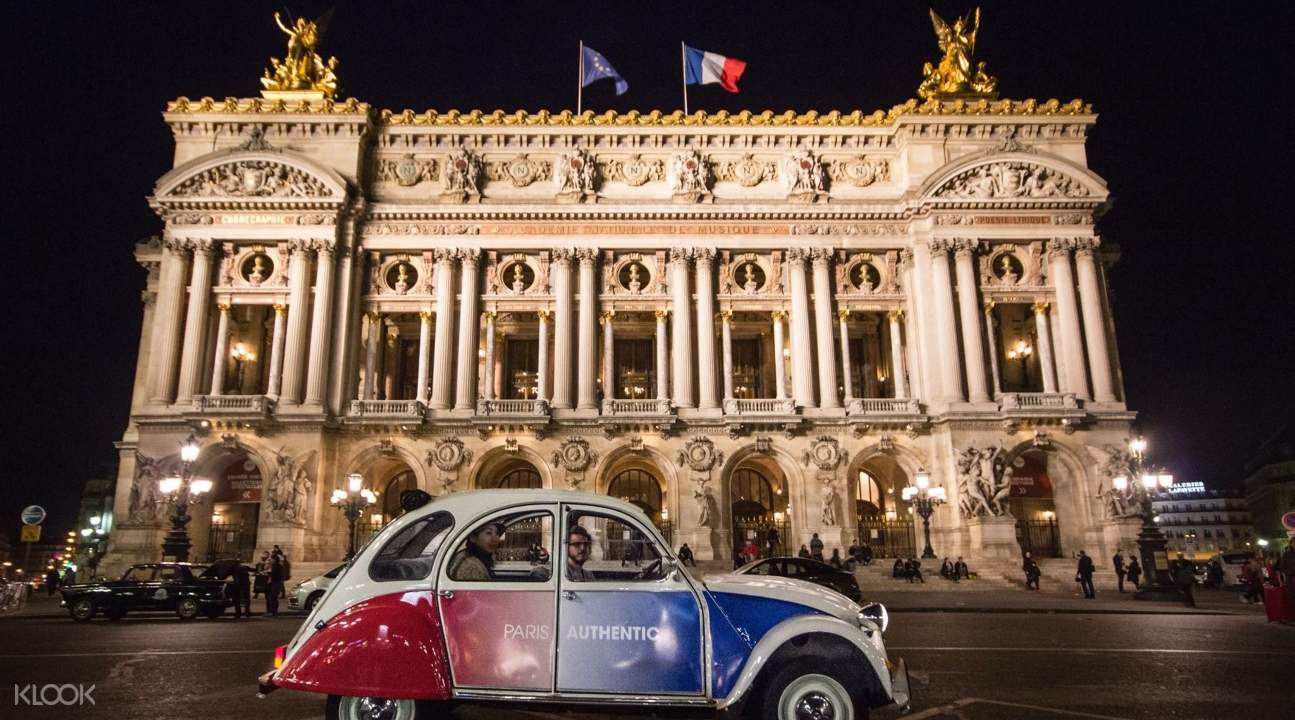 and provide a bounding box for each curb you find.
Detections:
[888,607,1232,615]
